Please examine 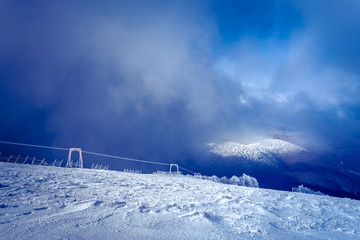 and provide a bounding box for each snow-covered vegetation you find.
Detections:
[1,162,360,239]
[153,171,259,188]
[201,173,259,188]
[292,184,325,196]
